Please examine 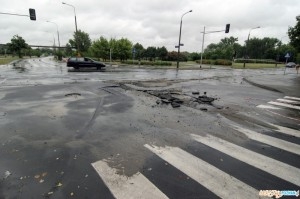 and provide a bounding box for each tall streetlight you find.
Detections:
[46,21,60,48]
[62,2,79,55]
[243,26,260,68]
[176,10,192,69]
